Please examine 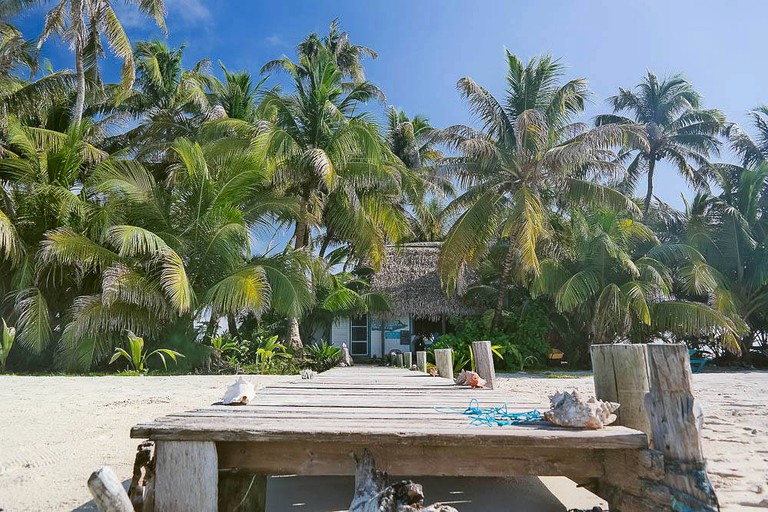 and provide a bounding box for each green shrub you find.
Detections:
[1,319,16,371]
[430,297,551,372]
[109,332,184,373]
[305,341,342,372]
